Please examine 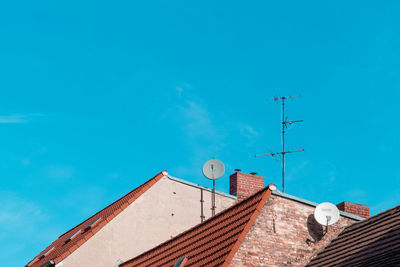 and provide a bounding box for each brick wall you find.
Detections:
[337,201,369,218]
[229,194,357,266]
[230,172,264,201]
